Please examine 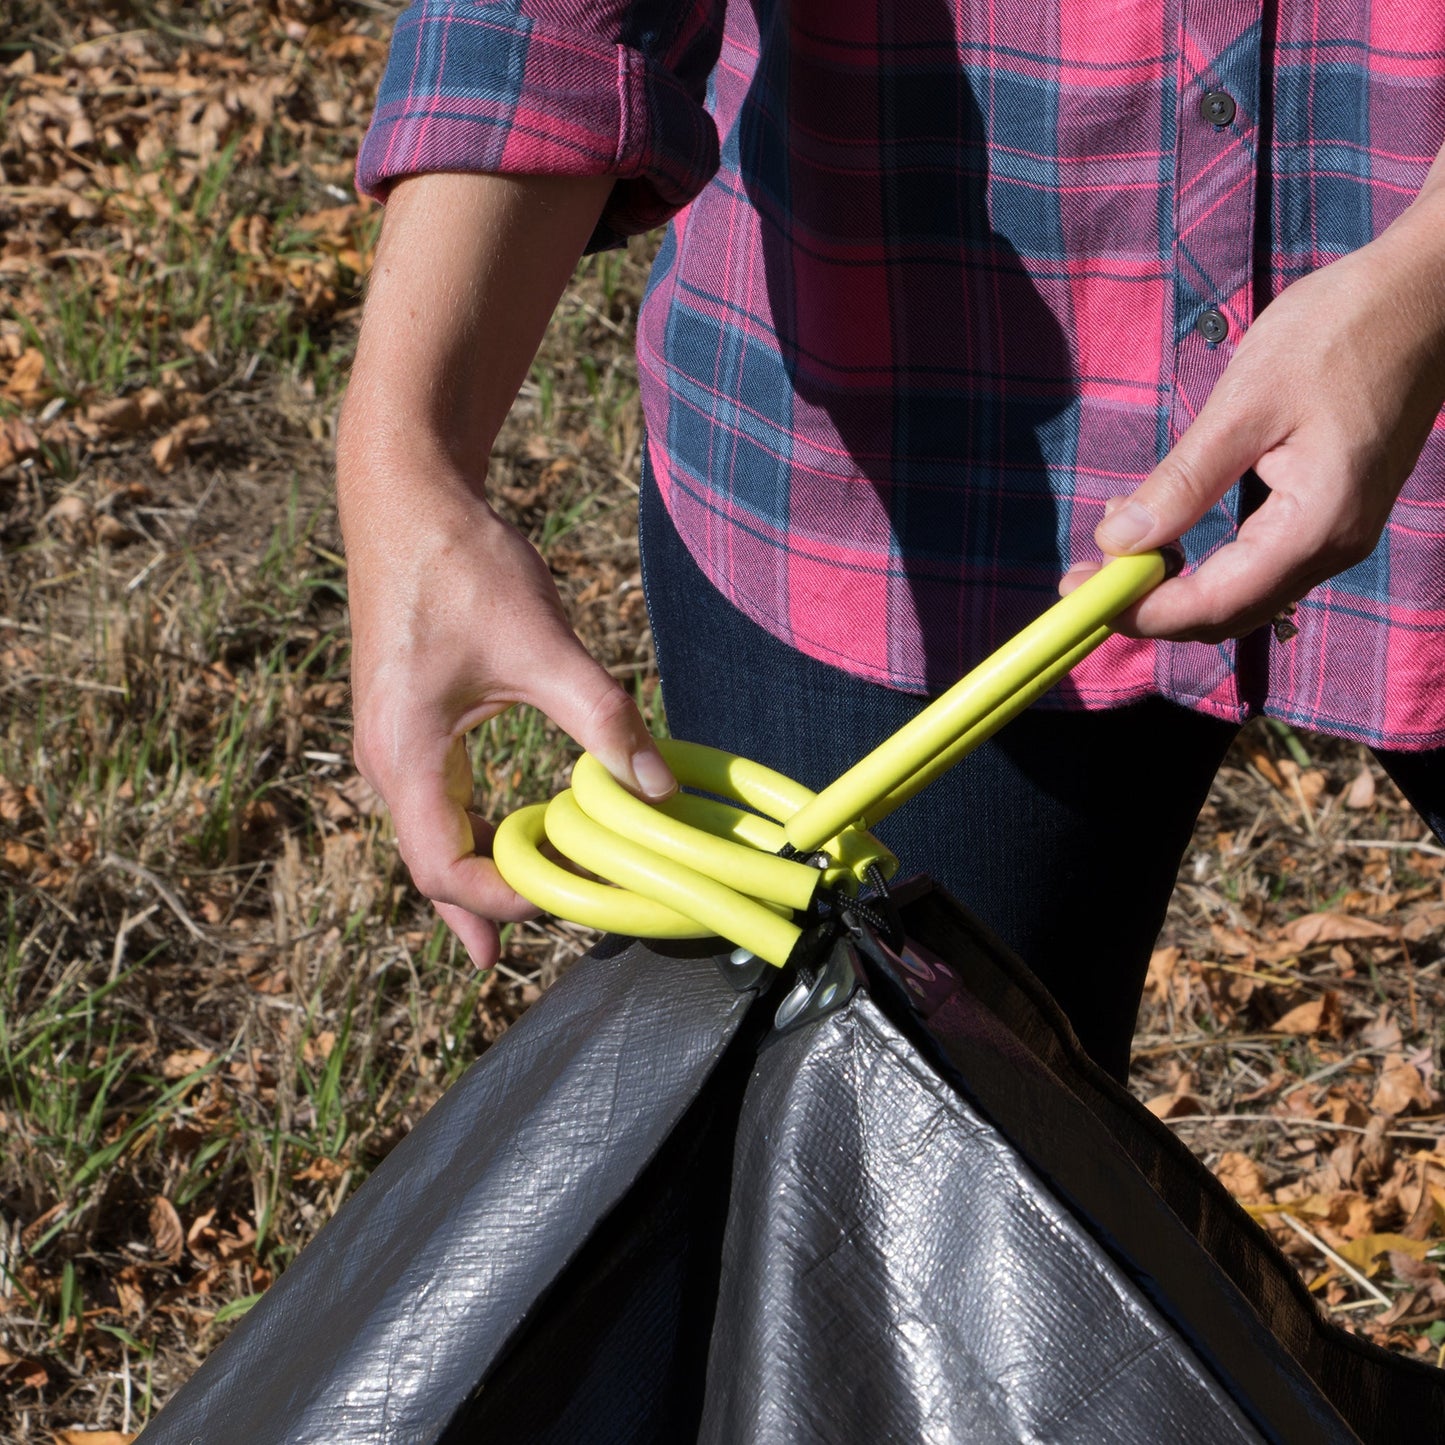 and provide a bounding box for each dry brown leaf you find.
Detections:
[0,414,38,467]
[1335,1231,1434,1272]
[1214,1151,1268,1203]
[1144,1090,1205,1120]
[1362,1114,1395,1179]
[293,1156,347,1183]
[295,203,358,238]
[95,514,137,546]
[1279,912,1399,949]
[319,774,382,822]
[1388,1250,1443,1287]
[0,1351,48,1390]
[1145,945,1180,1002]
[1243,744,1286,791]
[181,313,213,354]
[1372,1062,1434,1118]
[1271,991,1343,1039]
[3,346,48,402]
[55,1433,136,1444]
[1361,1009,1404,1051]
[114,1263,146,1320]
[1344,766,1377,809]
[148,1194,185,1264]
[1402,903,1445,943]
[161,1047,215,1079]
[85,395,144,436]
[151,414,210,473]
[1209,923,1257,958]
